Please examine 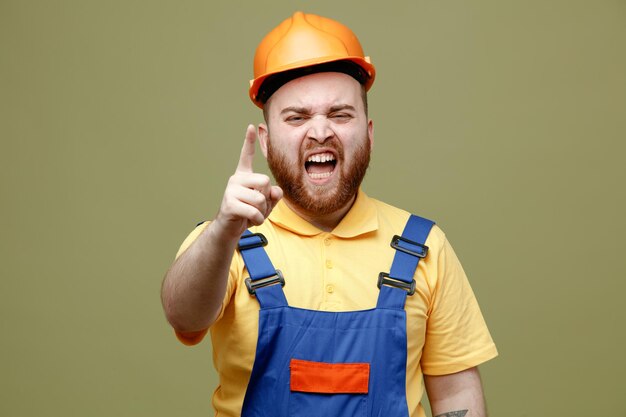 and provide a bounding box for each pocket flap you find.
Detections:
[290,359,369,394]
